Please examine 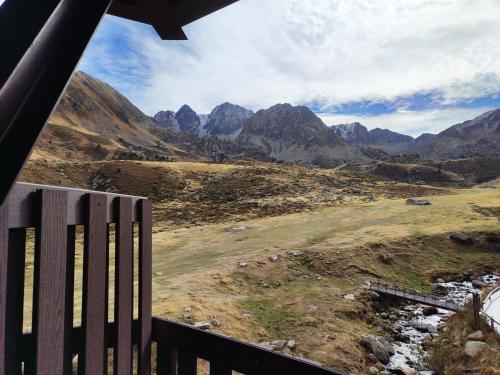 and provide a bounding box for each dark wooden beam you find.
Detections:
[0,0,113,206]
